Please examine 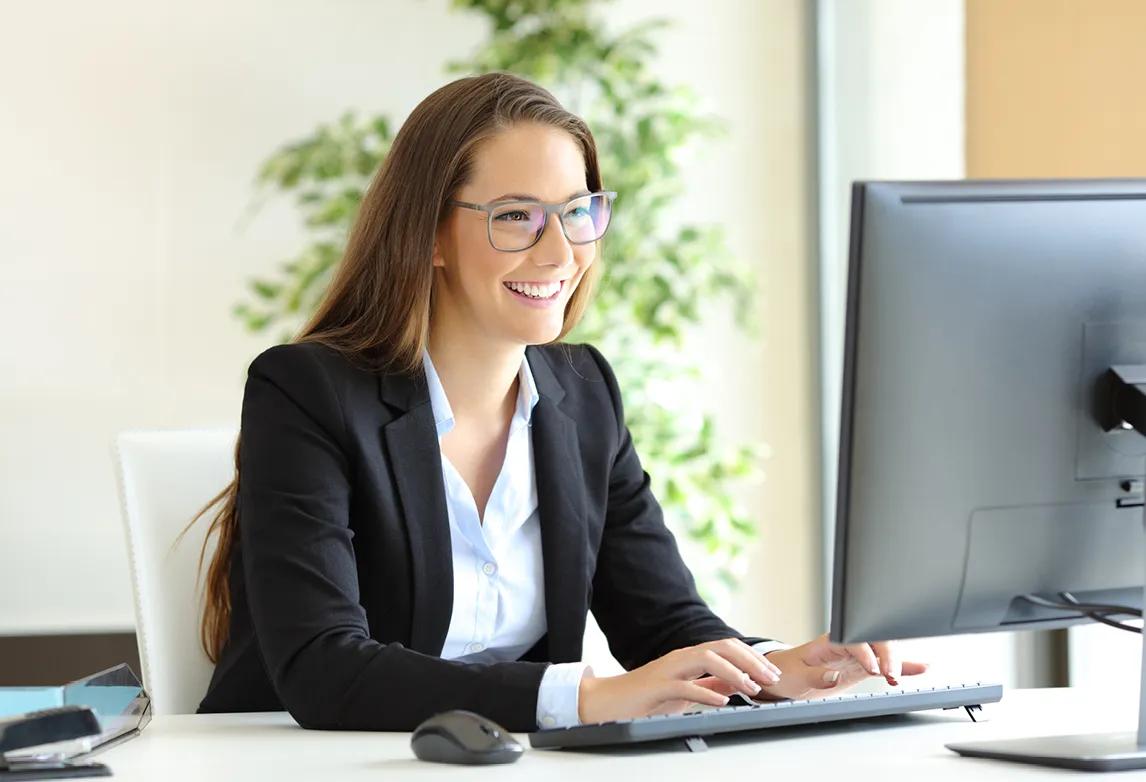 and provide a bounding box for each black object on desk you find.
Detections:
[411,709,524,765]
[0,706,110,780]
